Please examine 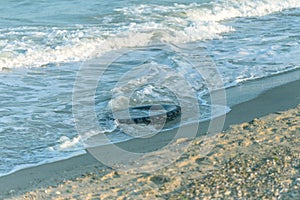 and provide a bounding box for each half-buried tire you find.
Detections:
[114,104,181,125]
